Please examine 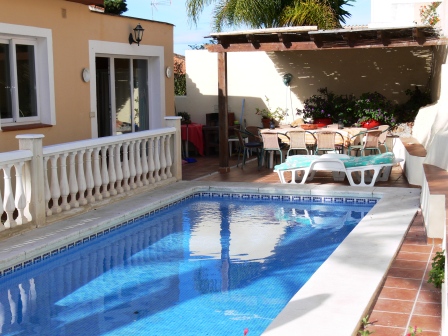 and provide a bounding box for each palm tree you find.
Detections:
[186,0,354,32]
